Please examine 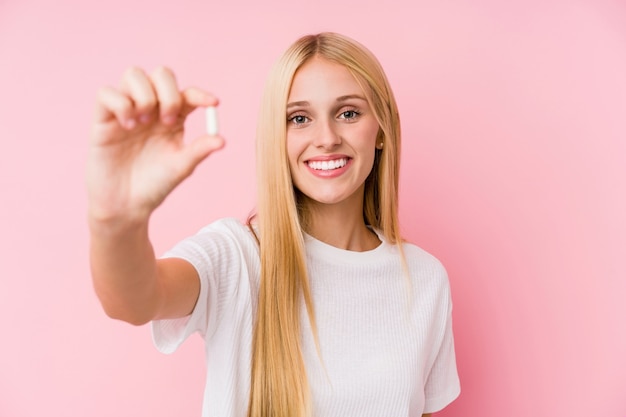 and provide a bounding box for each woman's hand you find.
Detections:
[87,66,224,226]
